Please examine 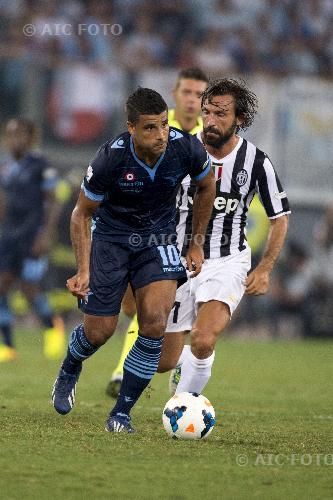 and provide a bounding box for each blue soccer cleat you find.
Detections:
[52,366,82,415]
[105,413,136,433]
